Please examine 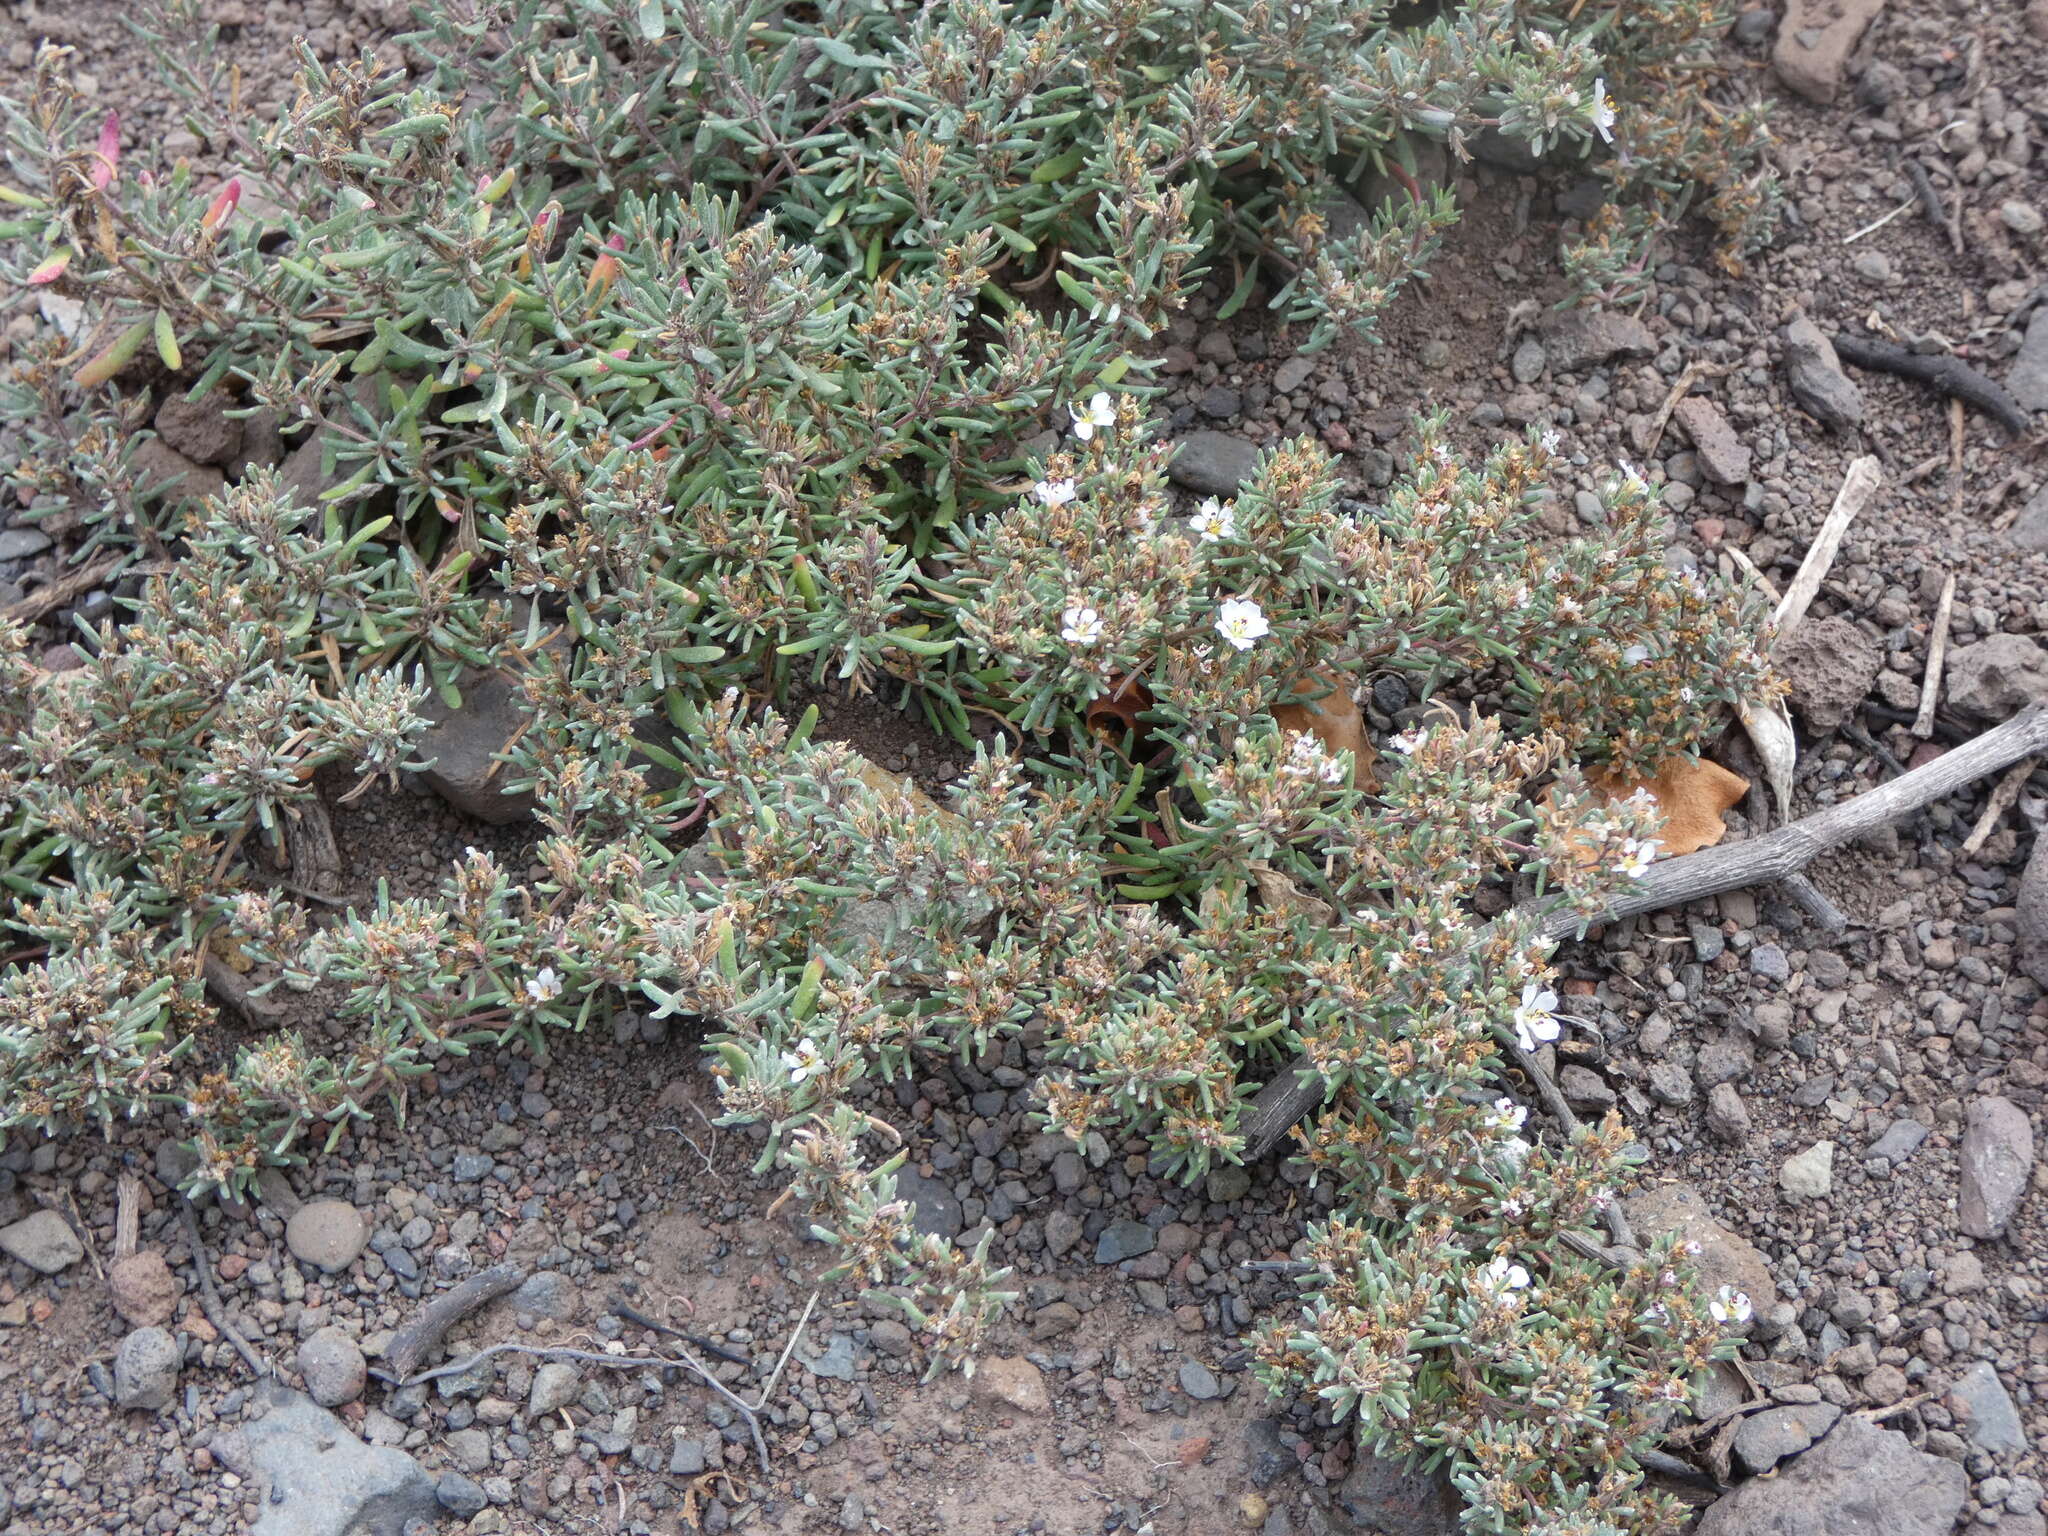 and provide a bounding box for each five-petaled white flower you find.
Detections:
[526,966,563,1004]
[1497,1135,1532,1168]
[1476,1255,1533,1297]
[1513,981,1561,1052]
[1483,1097,1527,1135]
[781,1037,825,1084]
[1708,1286,1753,1325]
[1388,727,1427,755]
[1539,428,1562,455]
[1621,643,1651,665]
[1034,477,1077,507]
[1061,605,1105,646]
[1189,497,1235,542]
[1589,77,1617,144]
[1068,391,1117,440]
[1213,598,1270,651]
[1615,837,1659,878]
